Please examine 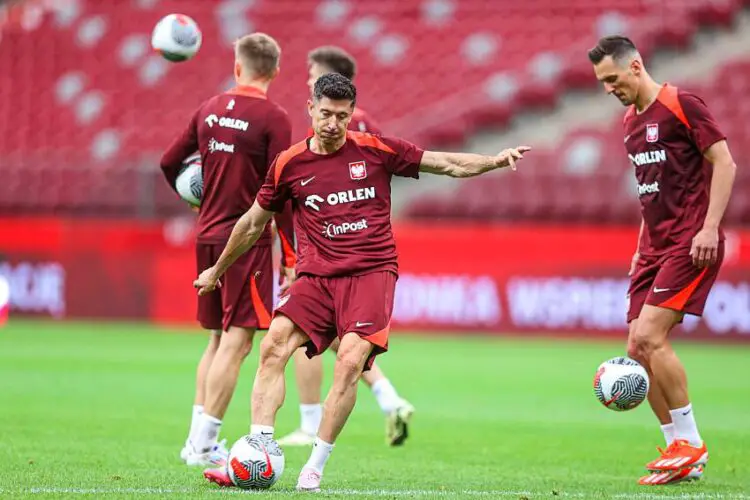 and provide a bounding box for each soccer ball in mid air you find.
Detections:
[175,154,202,206]
[227,435,285,489]
[593,356,649,411]
[151,14,202,62]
